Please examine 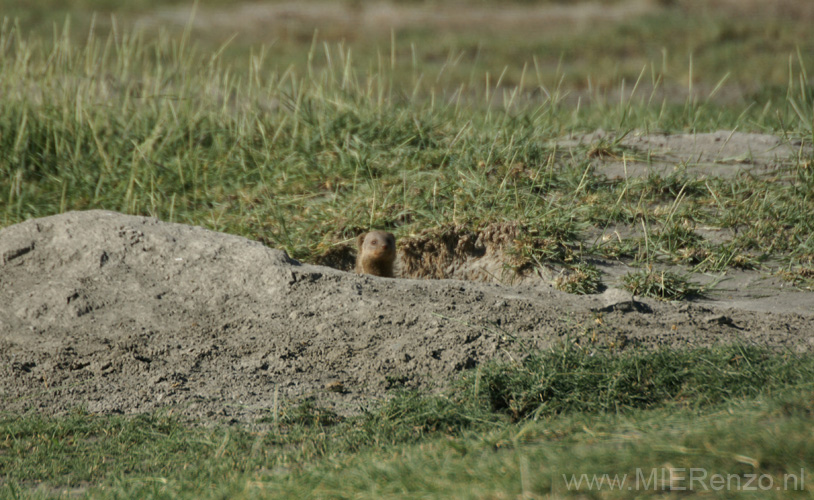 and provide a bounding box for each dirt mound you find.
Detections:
[1,210,812,423]
[398,222,546,283]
